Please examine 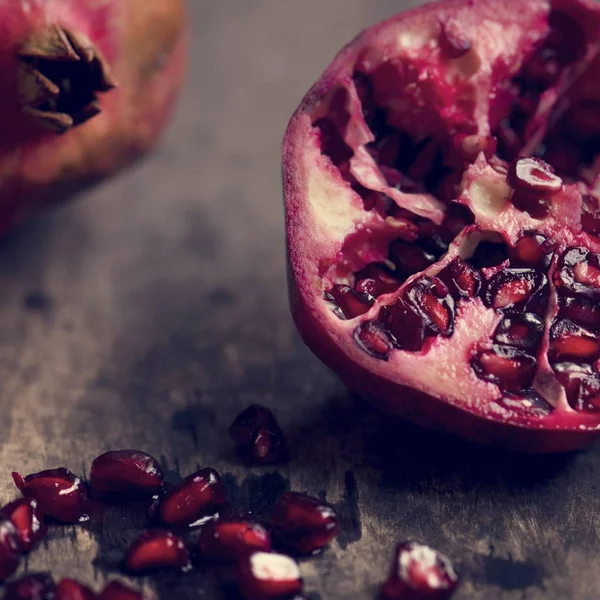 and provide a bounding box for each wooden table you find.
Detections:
[0,1,597,598]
